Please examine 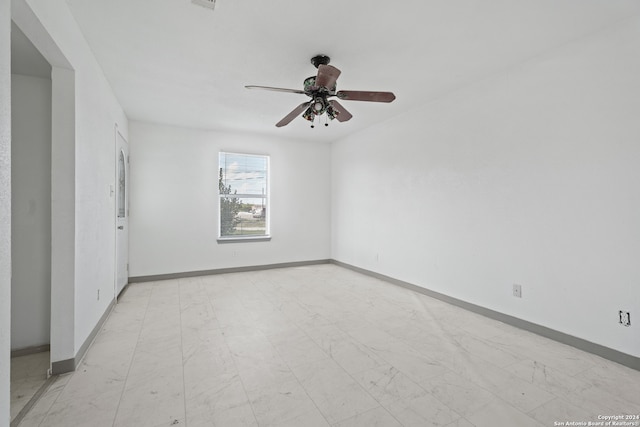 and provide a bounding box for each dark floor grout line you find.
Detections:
[10,374,56,427]
[206,273,261,426]
[111,282,153,427]
[252,278,333,427]
[177,277,188,427]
